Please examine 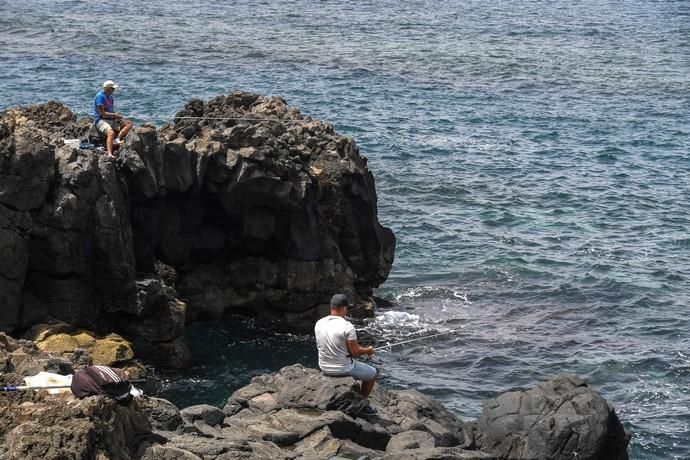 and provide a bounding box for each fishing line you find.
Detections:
[373,328,461,352]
